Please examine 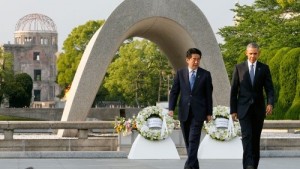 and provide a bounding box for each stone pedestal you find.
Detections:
[198,135,243,159]
[128,134,180,159]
